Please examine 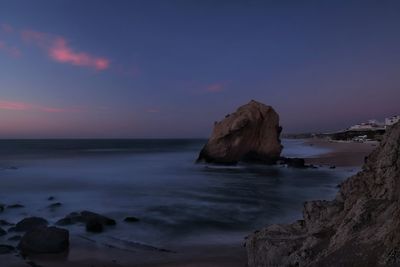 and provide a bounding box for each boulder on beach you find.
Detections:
[246,122,400,267]
[13,217,48,232]
[197,100,283,164]
[18,226,69,254]
[56,210,116,233]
